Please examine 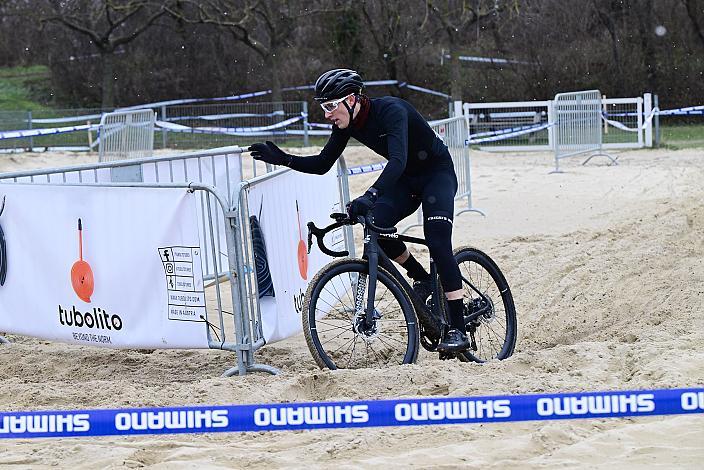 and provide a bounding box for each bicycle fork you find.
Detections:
[354,231,381,335]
